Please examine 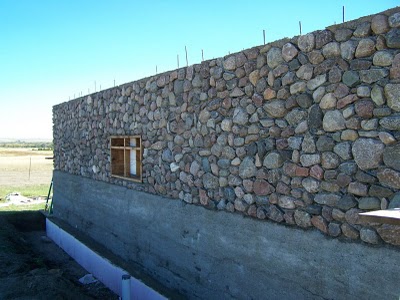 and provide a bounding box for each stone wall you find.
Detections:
[53,7,400,246]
